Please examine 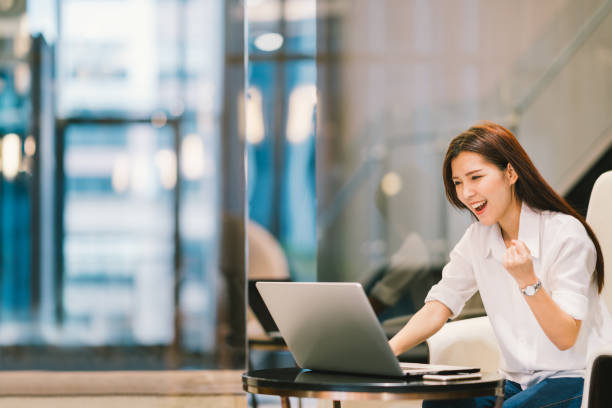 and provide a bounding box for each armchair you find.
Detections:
[586,170,612,312]
[426,316,501,373]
